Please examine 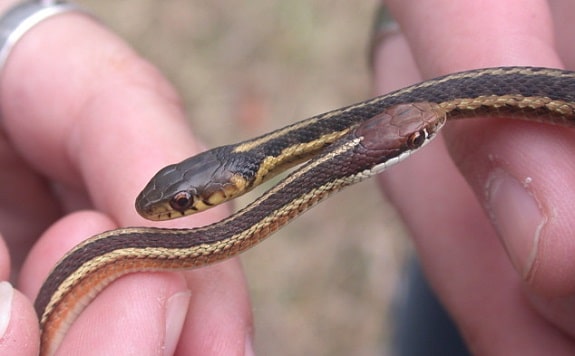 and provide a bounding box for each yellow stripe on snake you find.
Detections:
[35,66,575,355]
